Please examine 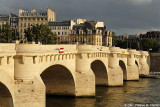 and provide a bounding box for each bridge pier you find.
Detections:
[108,47,123,86]
[126,50,139,80]
[139,51,149,75]
[14,56,45,107]
[75,53,95,97]
[14,76,45,107]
